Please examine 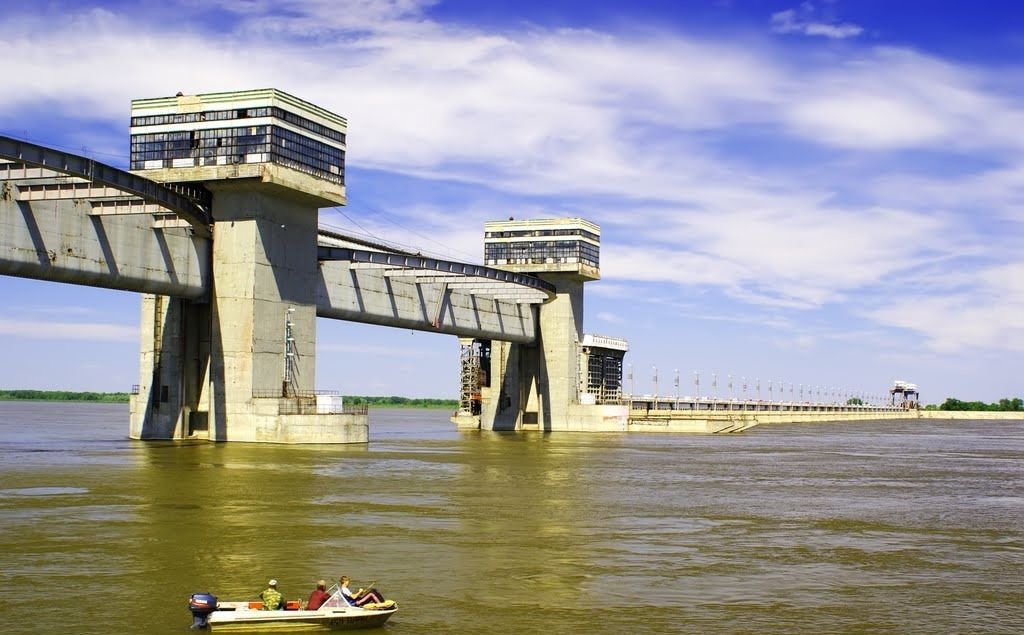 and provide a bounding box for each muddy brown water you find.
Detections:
[0,402,1021,634]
